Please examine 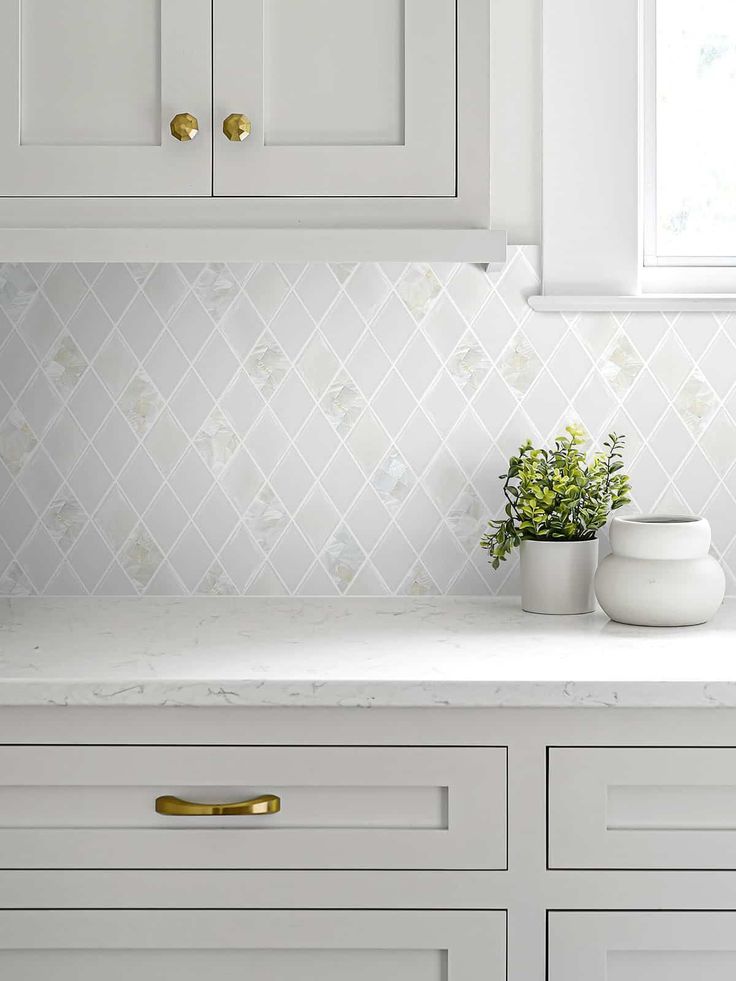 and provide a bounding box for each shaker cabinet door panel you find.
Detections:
[0,910,506,981]
[549,747,736,869]
[549,912,736,981]
[0,0,211,196]
[213,0,456,196]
